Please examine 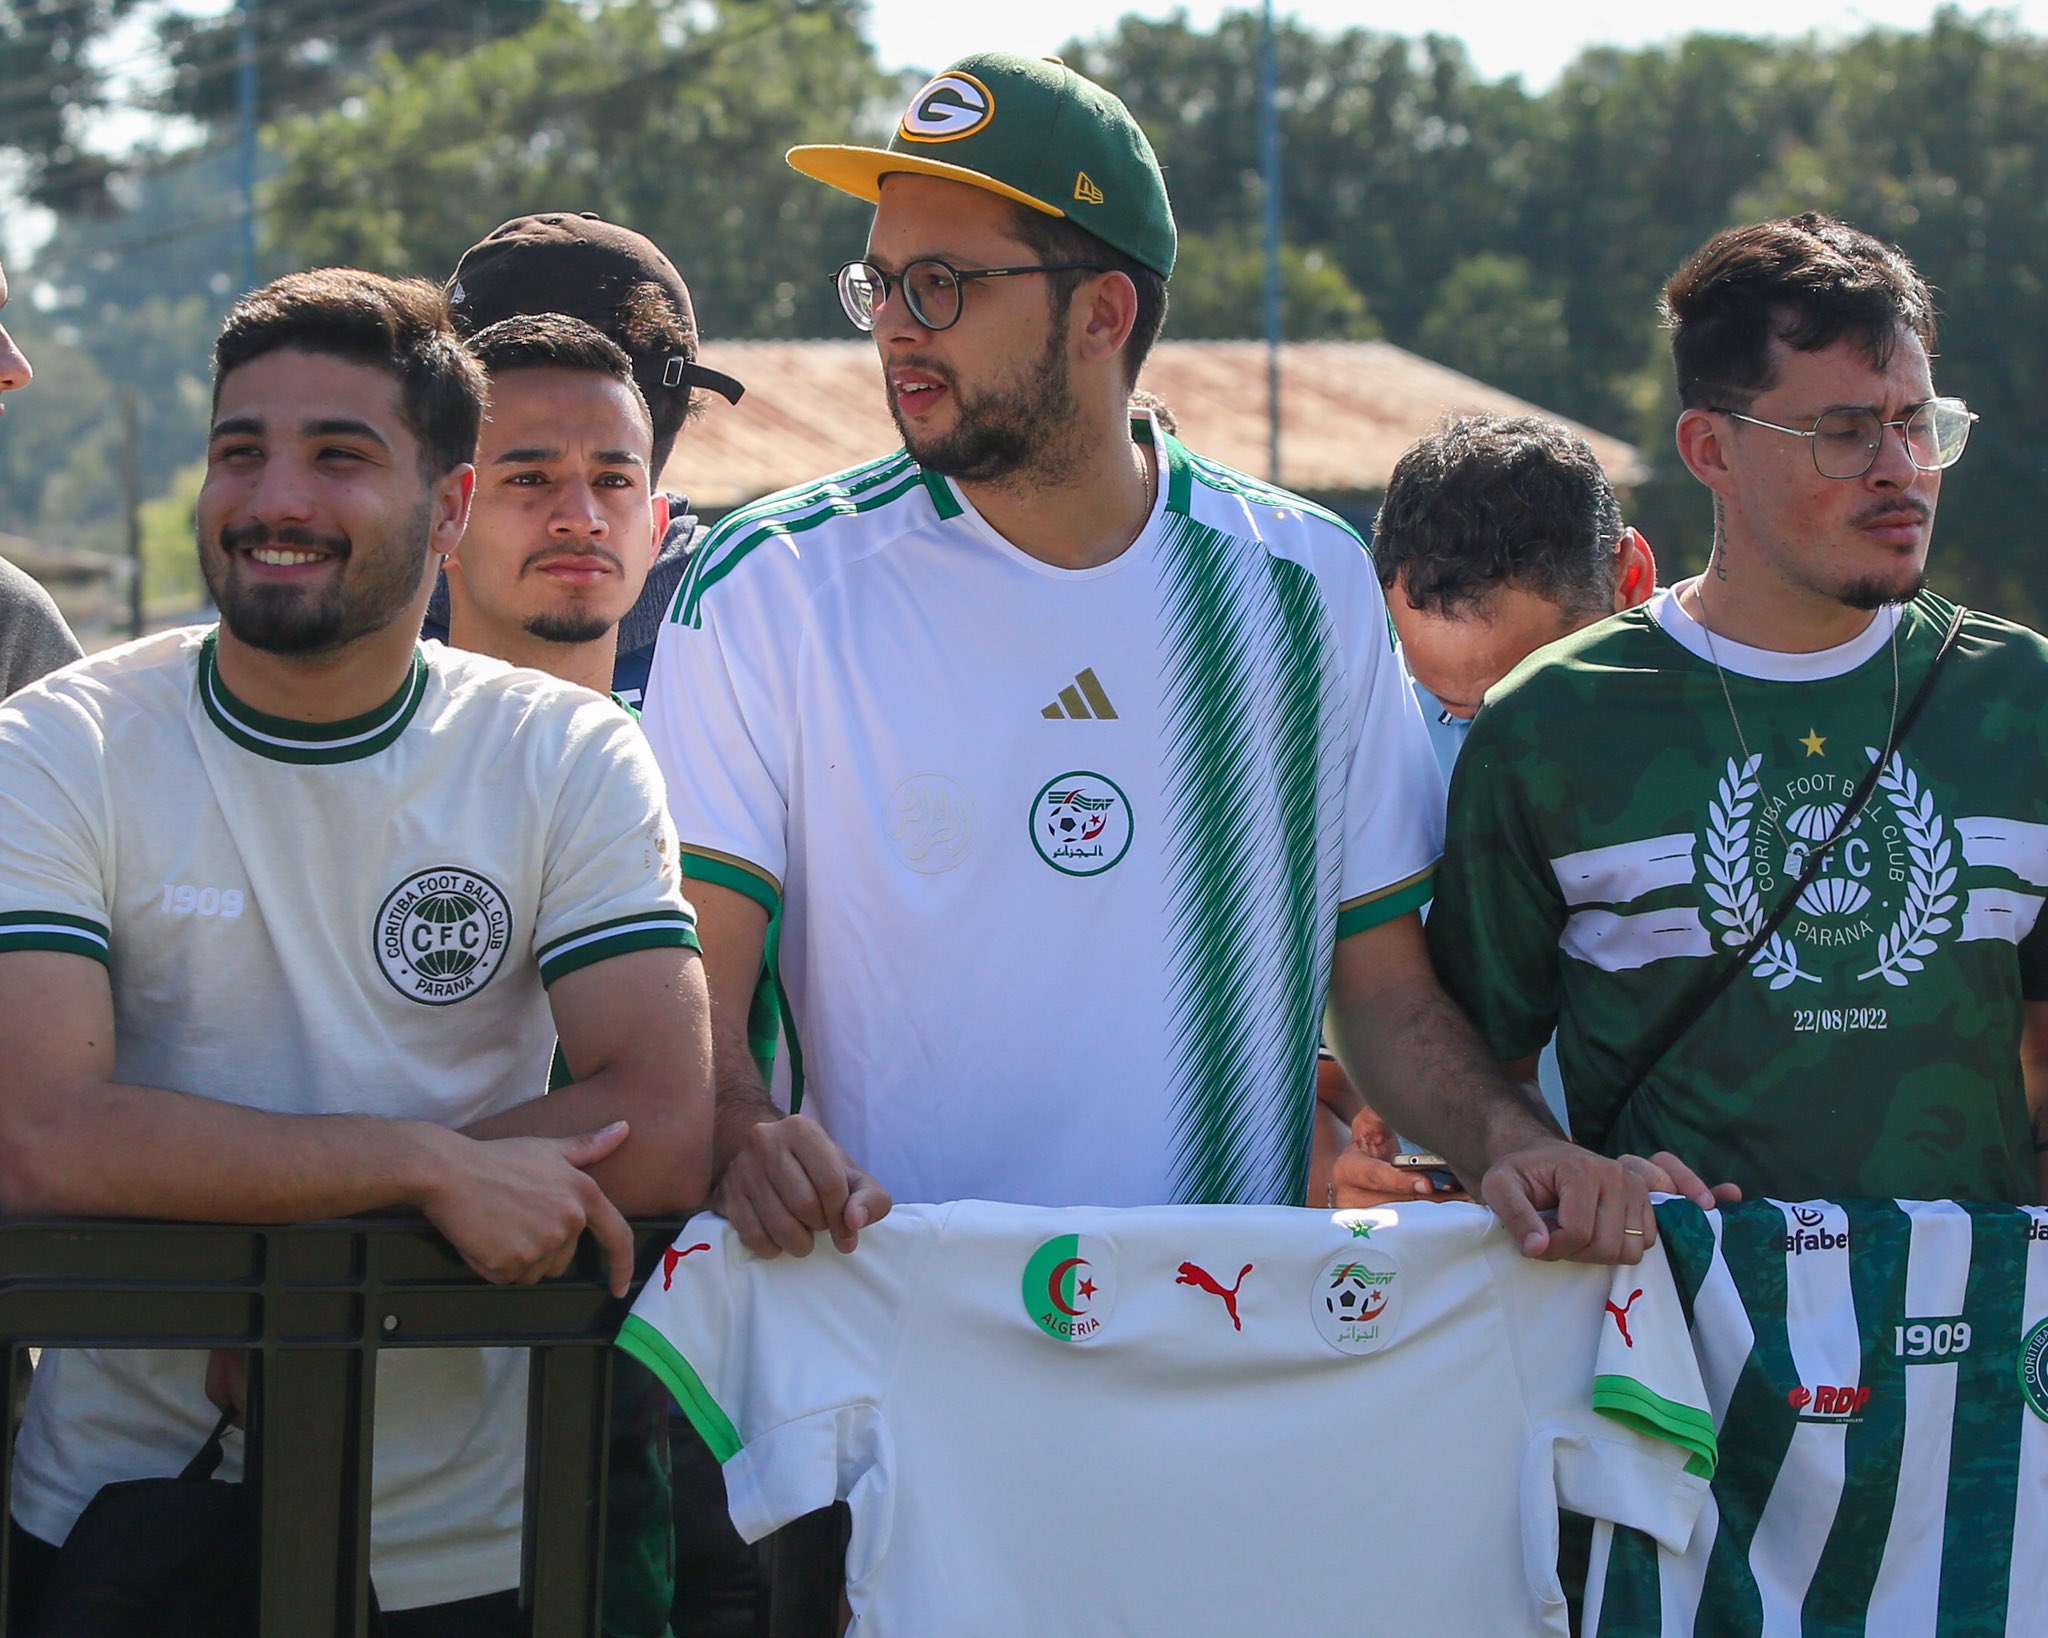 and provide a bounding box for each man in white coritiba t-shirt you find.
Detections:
[0,269,713,1634]
[641,51,1714,1263]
